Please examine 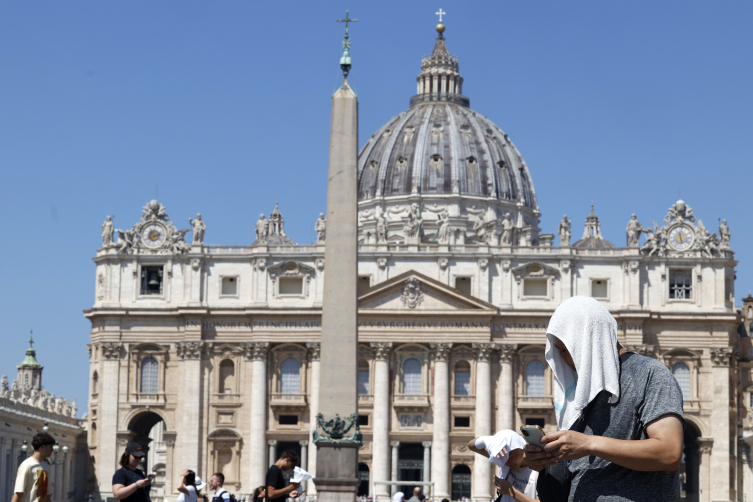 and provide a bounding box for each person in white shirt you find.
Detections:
[11,432,56,502]
[468,430,538,502]
[178,469,206,502]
